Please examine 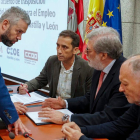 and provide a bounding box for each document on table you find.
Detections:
[10,92,47,105]
[26,109,73,125]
